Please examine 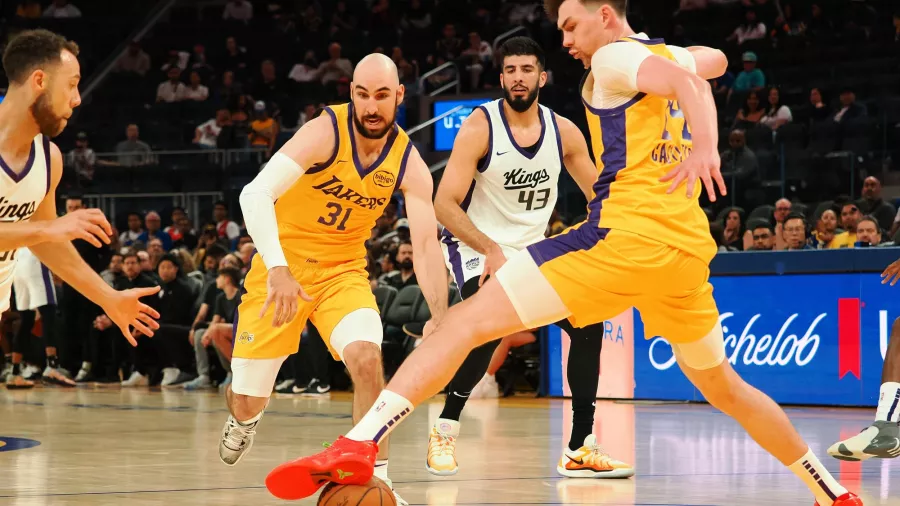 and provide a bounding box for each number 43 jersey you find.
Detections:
[445,98,562,252]
[275,102,412,263]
